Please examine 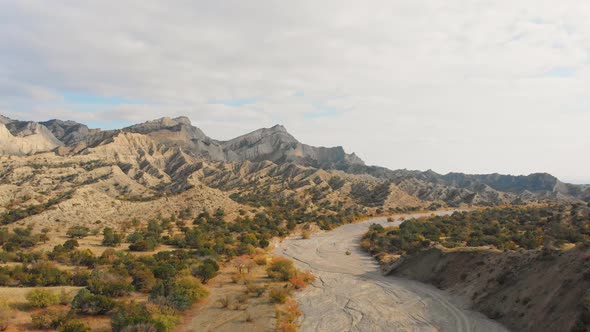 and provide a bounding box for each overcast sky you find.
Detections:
[1,1,589,183]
